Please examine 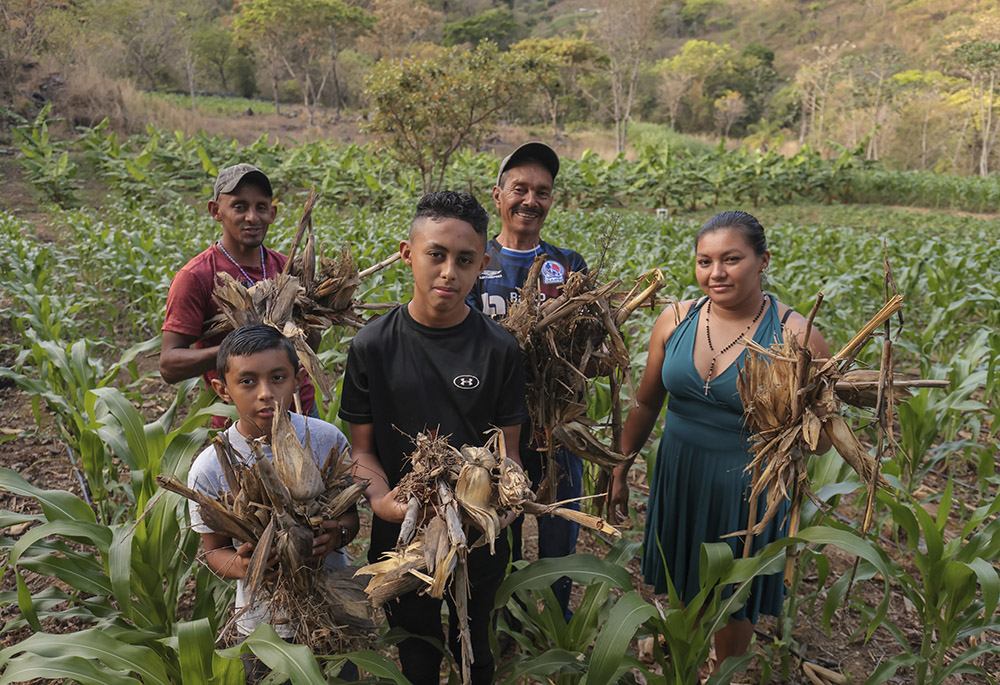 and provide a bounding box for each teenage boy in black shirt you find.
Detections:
[339,191,528,685]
